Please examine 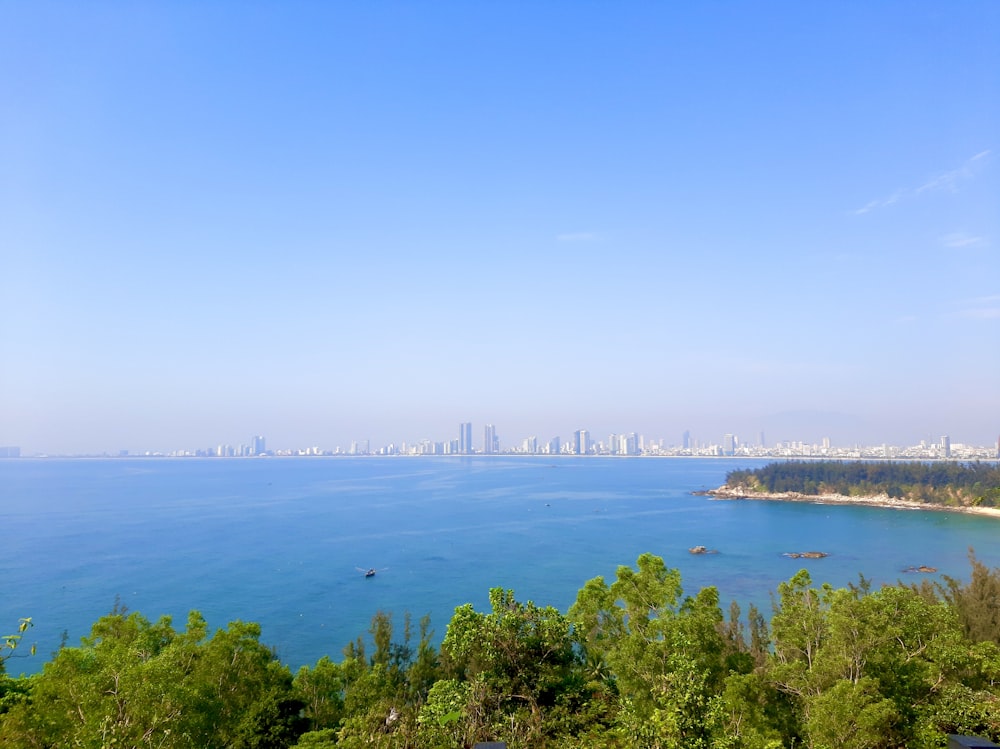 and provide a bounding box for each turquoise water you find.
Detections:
[2,456,998,674]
